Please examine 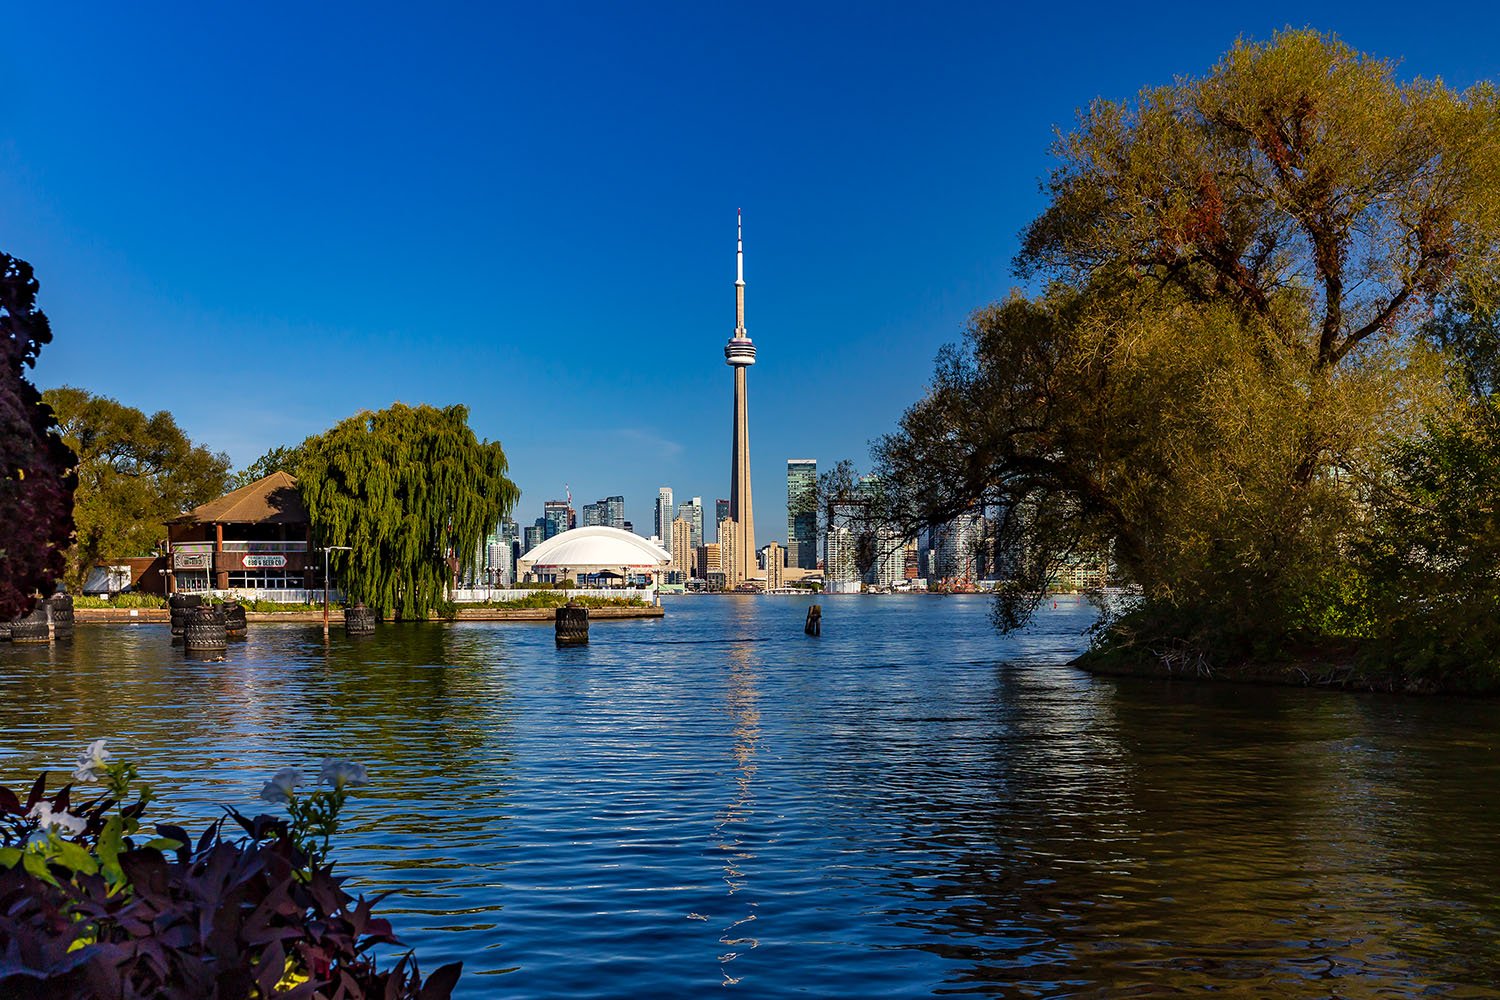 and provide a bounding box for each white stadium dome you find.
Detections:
[518,526,672,576]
